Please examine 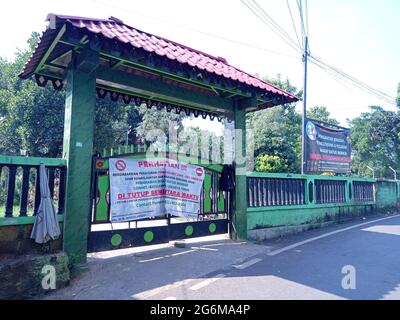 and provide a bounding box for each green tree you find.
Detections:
[0,32,184,157]
[93,98,142,153]
[0,32,65,157]
[396,82,400,108]
[135,105,185,146]
[255,154,288,173]
[307,106,339,125]
[349,106,400,178]
[178,126,223,161]
[248,74,302,173]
